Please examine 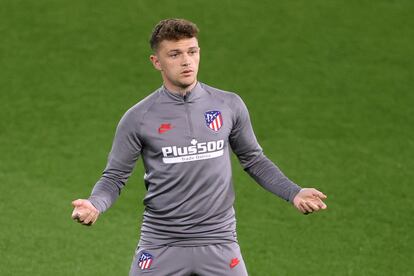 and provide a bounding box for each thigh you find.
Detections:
[129,245,193,276]
[194,243,248,276]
